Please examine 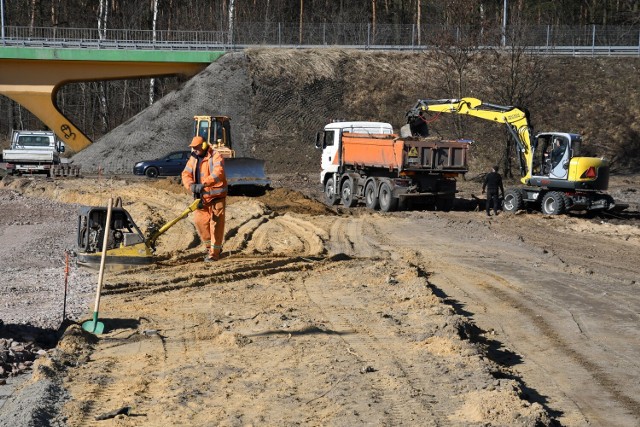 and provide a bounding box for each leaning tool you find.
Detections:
[76,198,201,269]
[82,197,113,334]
